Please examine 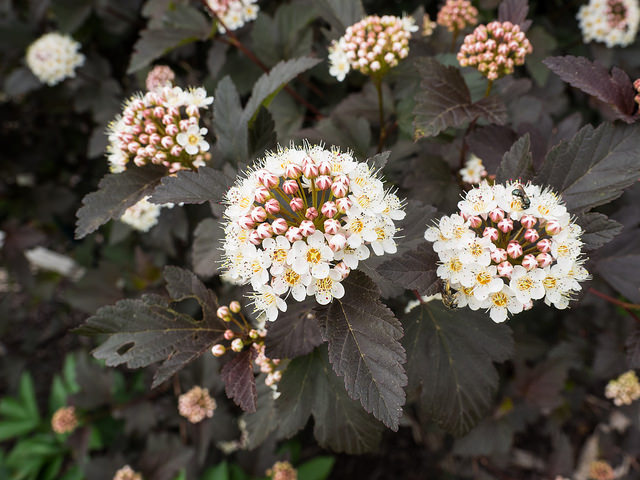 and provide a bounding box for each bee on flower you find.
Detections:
[457,21,533,81]
[220,143,405,321]
[424,181,589,323]
[328,15,418,81]
[26,32,85,86]
[577,0,640,48]
[105,85,213,173]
